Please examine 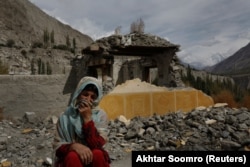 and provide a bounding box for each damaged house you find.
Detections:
[80,33,183,92]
